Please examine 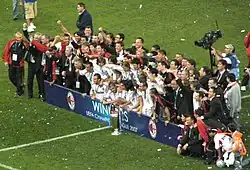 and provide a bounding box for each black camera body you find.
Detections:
[194,30,222,49]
